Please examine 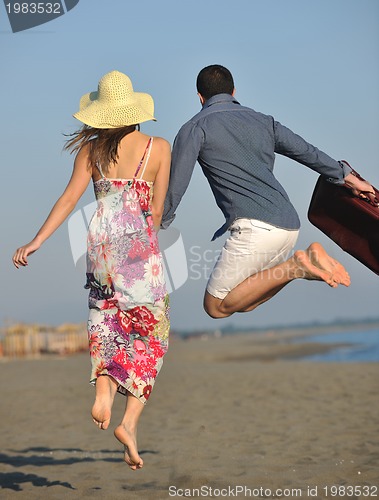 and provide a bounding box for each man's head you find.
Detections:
[196,65,235,103]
